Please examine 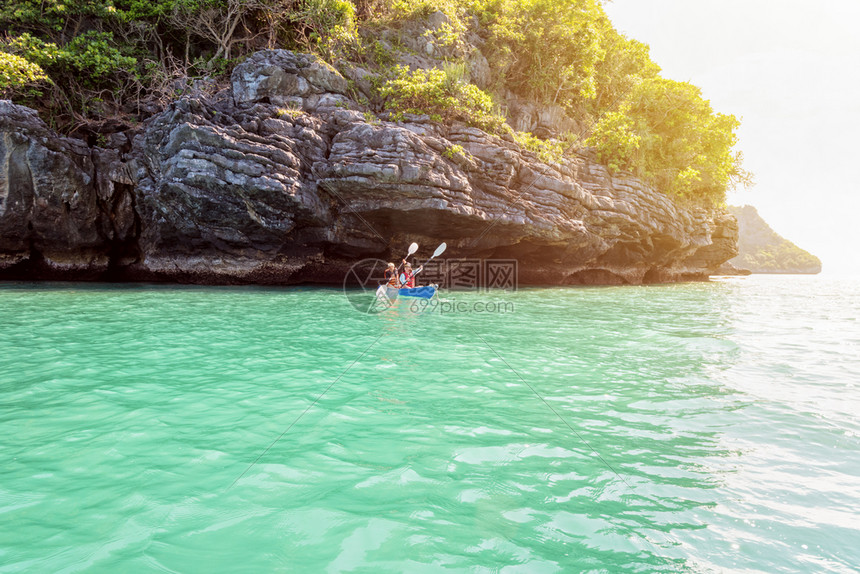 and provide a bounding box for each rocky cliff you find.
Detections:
[0,50,738,286]
[728,205,821,274]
